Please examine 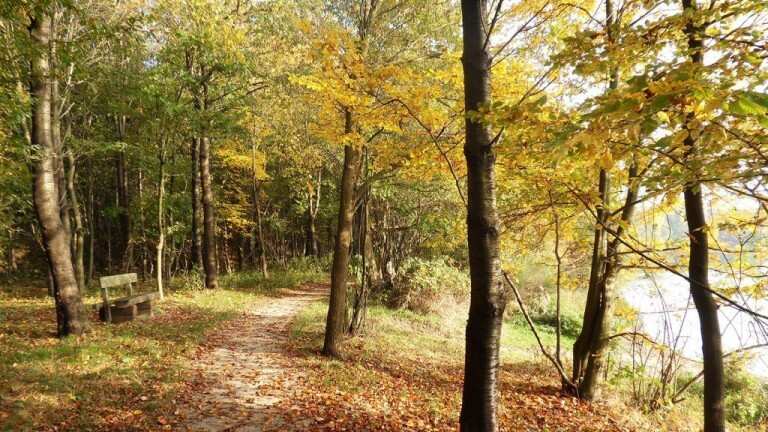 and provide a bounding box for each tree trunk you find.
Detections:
[6,228,16,273]
[572,0,618,398]
[199,136,218,289]
[350,152,378,335]
[681,1,724,430]
[305,207,318,257]
[323,109,361,357]
[29,13,86,337]
[87,170,95,285]
[115,117,131,271]
[49,14,69,248]
[191,137,204,270]
[65,152,86,292]
[138,168,147,279]
[251,140,269,277]
[579,165,638,398]
[305,169,321,256]
[255,184,269,278]
[459,1,507,430]
[156,138,166,299]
